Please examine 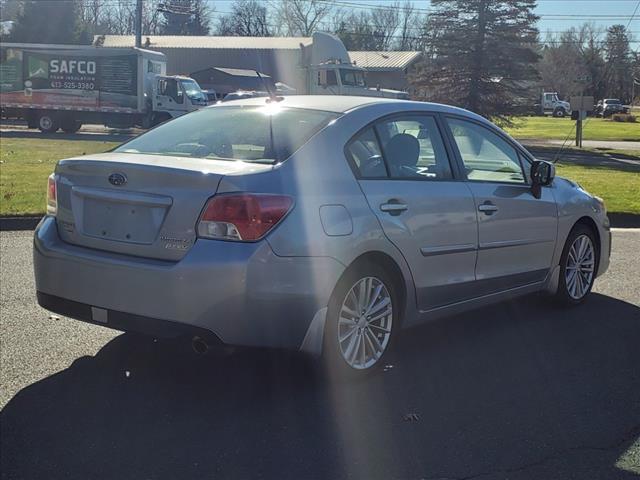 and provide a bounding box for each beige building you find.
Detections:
[348,51,422,92]
[95,35,421,93]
